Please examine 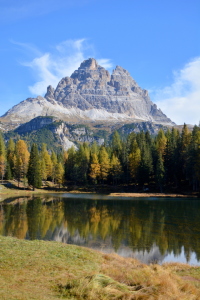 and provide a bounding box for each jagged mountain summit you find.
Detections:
[1,58,174,128]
